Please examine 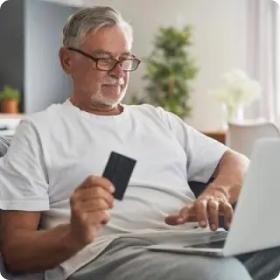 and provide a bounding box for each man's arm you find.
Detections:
[204,149,250,204]
[0,175,115,273]
[1,211,81,272]
[165,149,249,230]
